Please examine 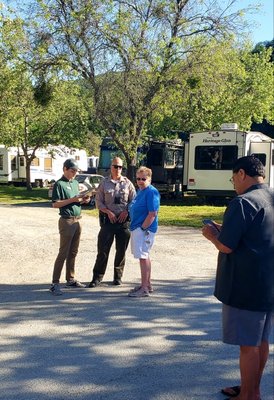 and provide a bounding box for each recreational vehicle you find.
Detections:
[97,125,273,202]
[184,123,274,200]
[97,137,184,196]
[0,145,88,187]
[144,140,183,196]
